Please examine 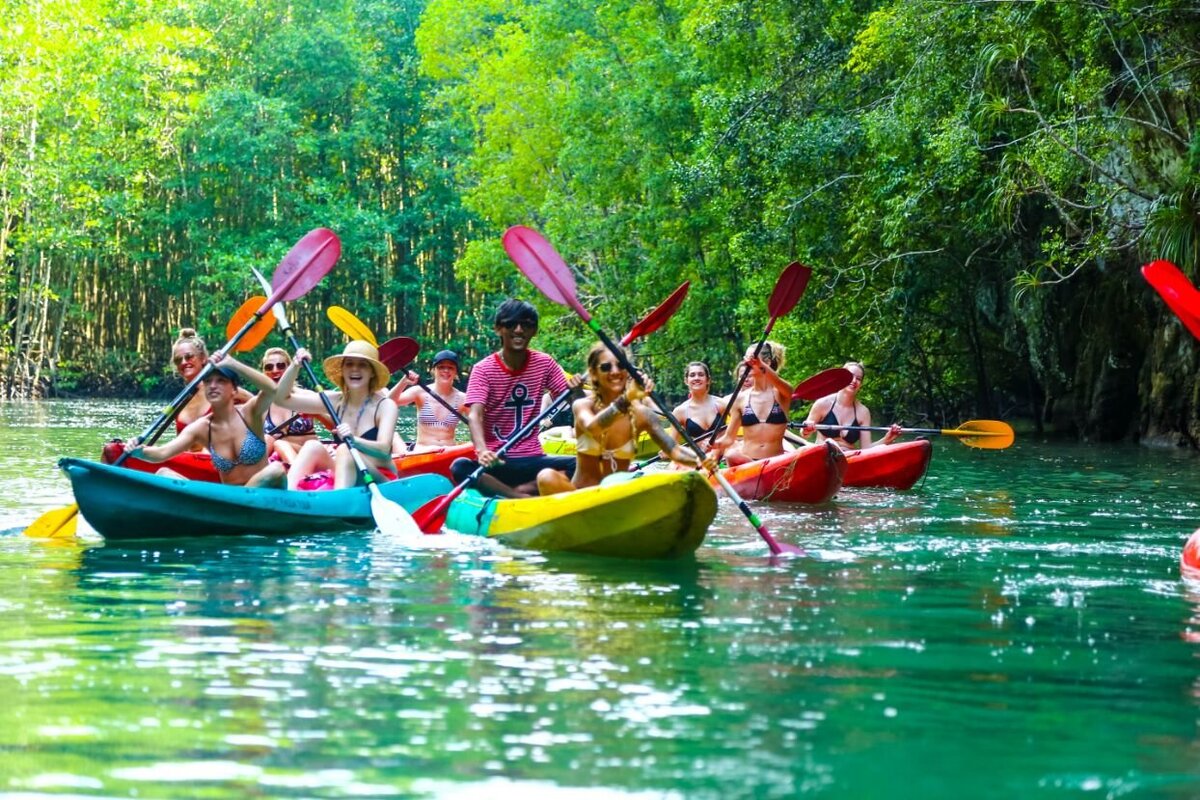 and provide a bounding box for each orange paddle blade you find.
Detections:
[226,296,276,352]
[944,420,1014,449]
